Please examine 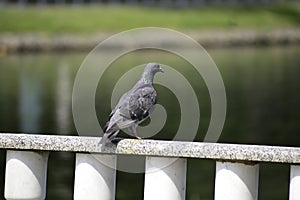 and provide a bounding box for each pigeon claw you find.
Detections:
[135,136,142,140]
[131,134,142,140]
